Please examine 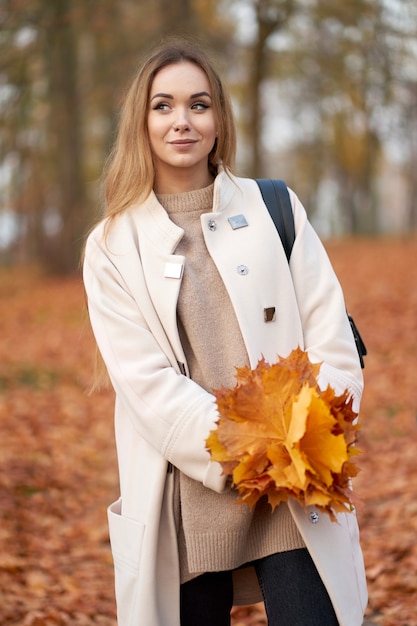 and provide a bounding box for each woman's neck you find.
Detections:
[153,167,214,195]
